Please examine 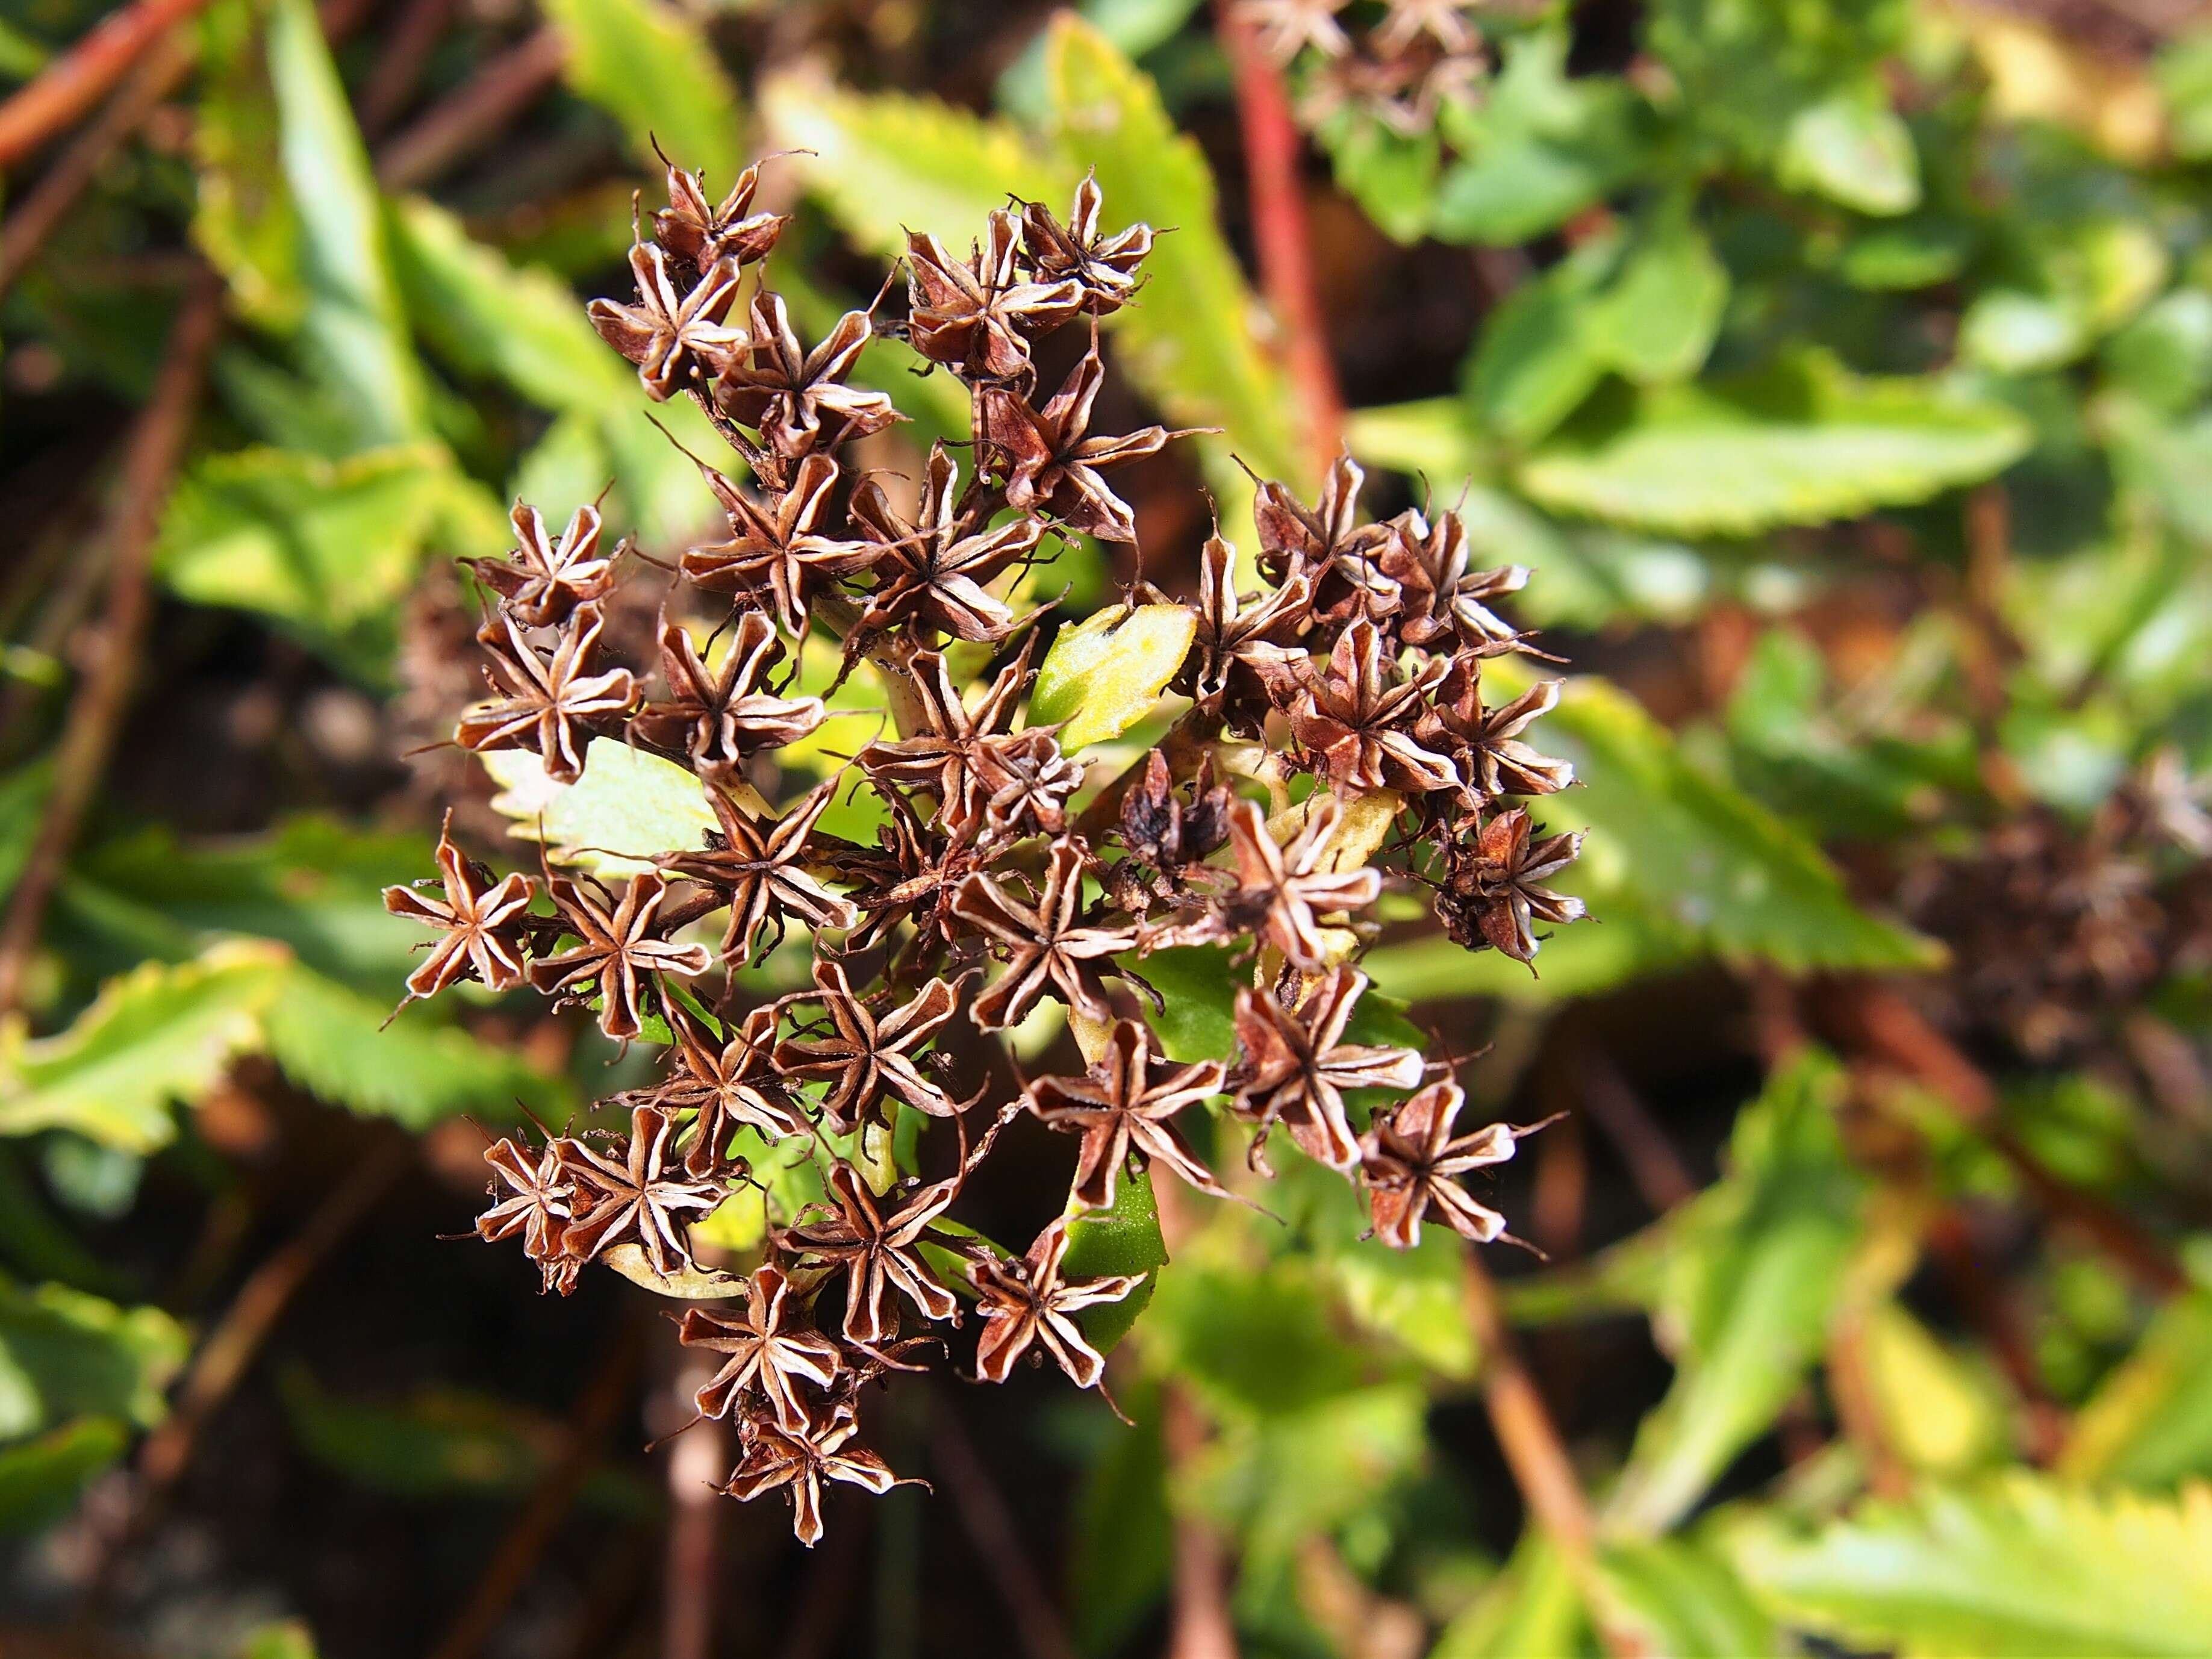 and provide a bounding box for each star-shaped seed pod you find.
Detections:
[682,452,874,637]
[1376,506,1530,653]
[771,958,961,1131]
[556,1103,726,1277]
[477,1133,578,1291]
[953,838,1139,1030]
[855,646,1032,834]
[779,1163,965,1345]
[721,1401,903,1547]
[527,871,713,1041]
[655,1001,809,1171]
[830,789,982,962]
[632,611,827,777]
[1027,1018,1230,1210]
[384,815,537,1003]
[1235,0,1354,63]
[1017,172,1154,316]
[588,243,749,400]
[905,210,1086,381]
[1438,808,1584,964]
[455,605,638,785]
[1229,966,1424,1172]
[848,444,1042,643]
[655,778,855,967]
[654,154,787,272]
[969,727,1085,841]
[1374,0,1483,56]
[1148,797,1381,970]
[1117,750,1235,890]
[1413,657,1574,803]
[1359,1079,1537,1248]
[971,1216,1144,1389]
[468,501,617,629]
[975,340,1180,544]
[714,291,902,459]
[1251,450,1389,588]
[680,1263,843,1431]
[1286,620,1459,795]
[1183,532,1312,732]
